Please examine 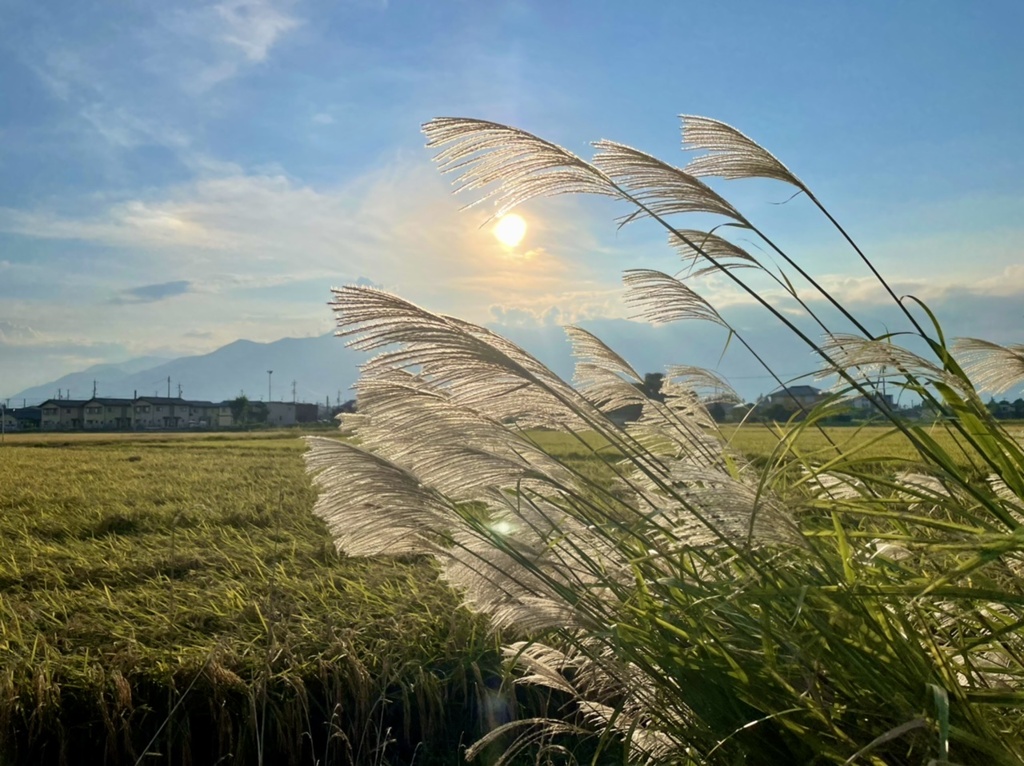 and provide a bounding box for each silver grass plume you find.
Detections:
[566,325,648,414]
[669,229,761,278]
[331,286,601,432]
[591,140,749,226]
[953,337,1024,395]
[305,437,453,557]
[441,497,635,632]
[566,328,731,472]
[664,364,739,404]
[491,643,686,766]
[423,117,619,219]
[634,466,802,548]
[625,378,725,471]
[681,115,807,191]
[816,333,970,395]
[622,269,727,326]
